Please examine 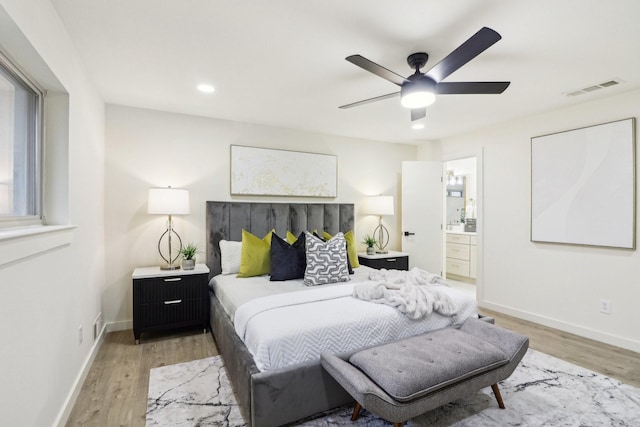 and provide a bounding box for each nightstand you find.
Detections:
[358,251,410,271]
[132,264,210,344]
